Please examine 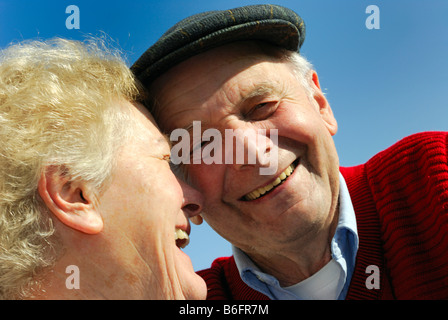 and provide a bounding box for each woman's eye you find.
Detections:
[162,154,171,163]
